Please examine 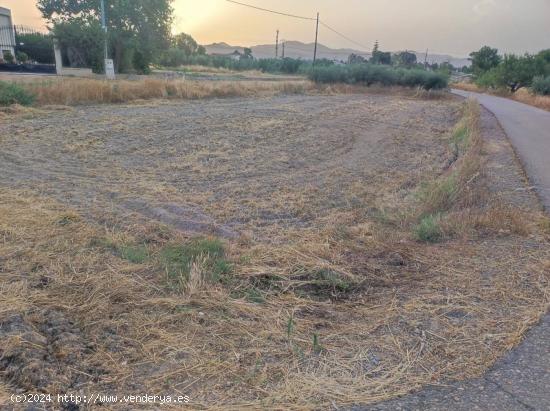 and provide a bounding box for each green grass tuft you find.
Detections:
[160,237,232,285]
[119,245,149,264]
[314,269,352,292]
[414,214,443,243]
[0,81,35,106]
